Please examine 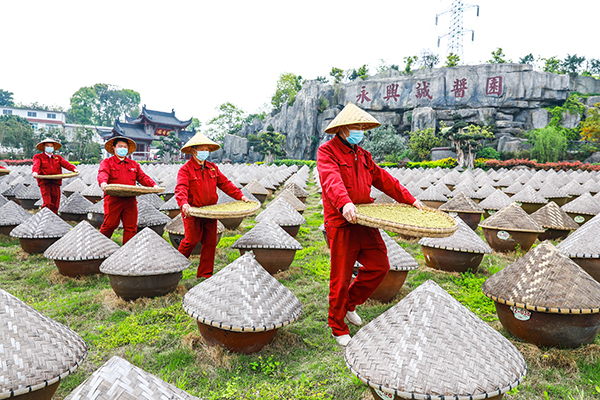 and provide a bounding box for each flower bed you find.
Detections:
[479,158,600,172]
[0,159,33,166]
